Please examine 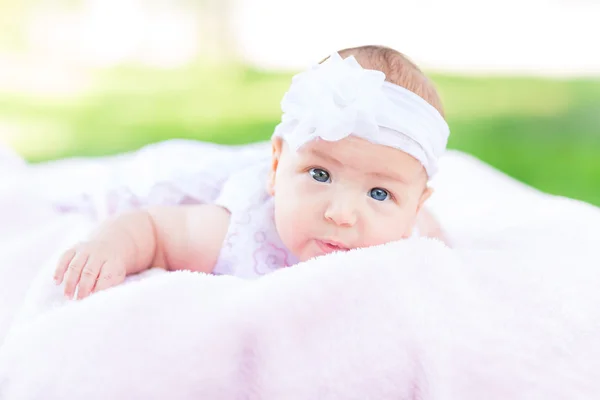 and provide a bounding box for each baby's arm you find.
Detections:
[54,204,230,299]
